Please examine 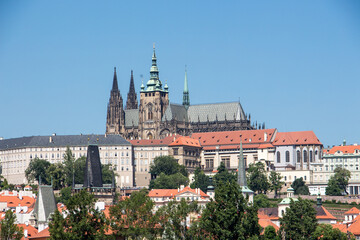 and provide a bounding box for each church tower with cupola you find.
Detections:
[106,67,125,135]
[138,46,169,139]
